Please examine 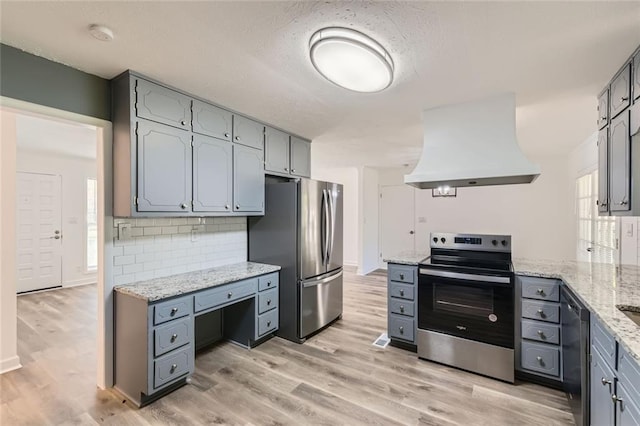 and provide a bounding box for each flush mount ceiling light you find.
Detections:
[309,27,394,93]
[88,24,114,42]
